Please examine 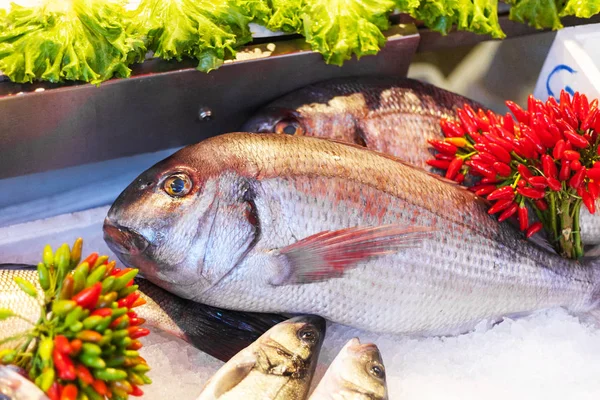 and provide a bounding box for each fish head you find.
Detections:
[256,315,326,379]
[103,142,257,298]
[333,338,388,399]
[242,88,365,145]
